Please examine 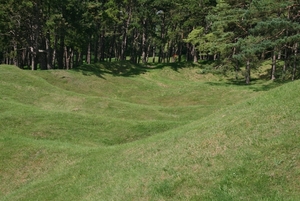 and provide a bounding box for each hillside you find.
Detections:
[0,64,299,200]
